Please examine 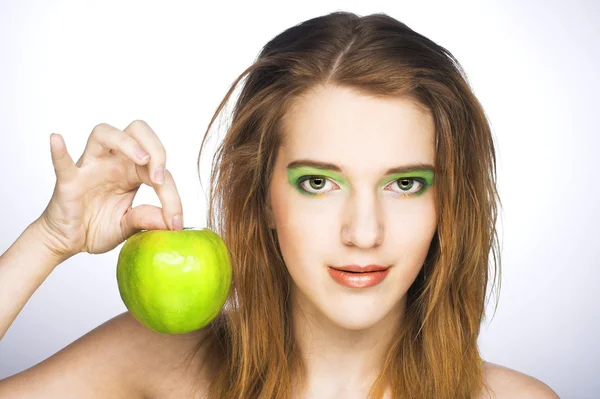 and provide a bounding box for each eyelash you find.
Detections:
[296,176,427,197]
